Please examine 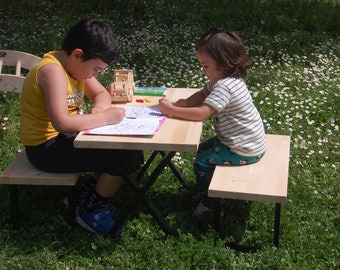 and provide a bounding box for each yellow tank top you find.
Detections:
[20,51,85,146]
